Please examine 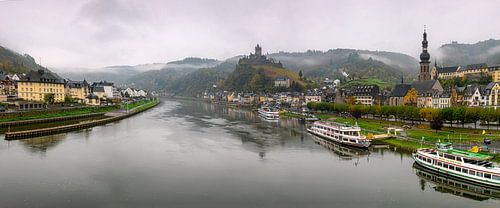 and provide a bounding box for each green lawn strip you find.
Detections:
[378,138,432,151]
[132,100,159,112]
[0,106,119,122]
[125,100,151,110]
[406,129,496,143]
[280,112,304,119]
